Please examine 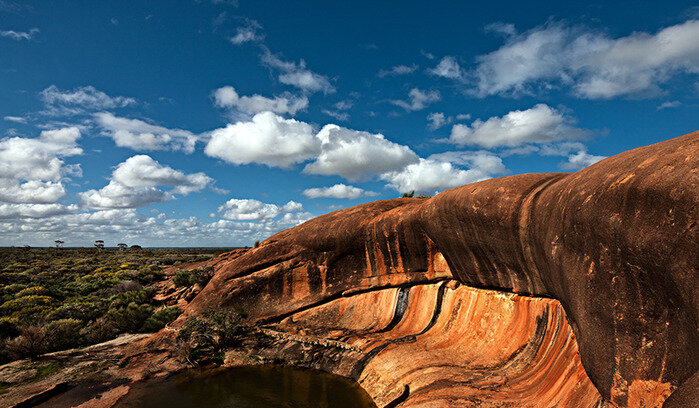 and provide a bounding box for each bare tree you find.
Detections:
[94,240,105,250]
